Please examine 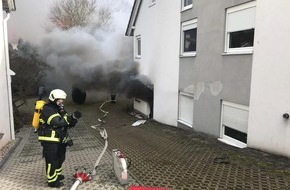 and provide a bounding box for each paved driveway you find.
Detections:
[1,96,290,190]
